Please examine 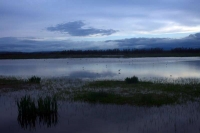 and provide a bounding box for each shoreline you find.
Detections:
[1,48,200,59]
[0,54,200,59]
